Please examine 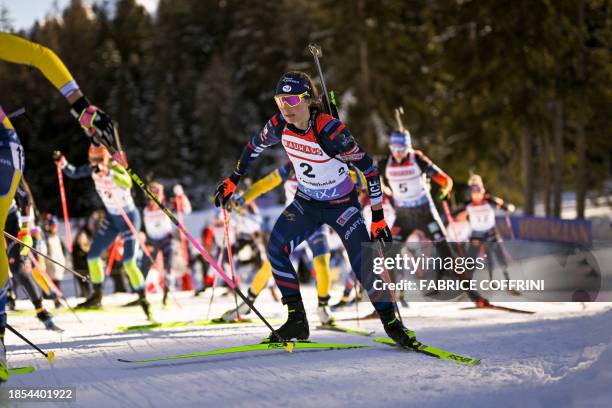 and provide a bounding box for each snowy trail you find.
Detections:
[2,288,611,408]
